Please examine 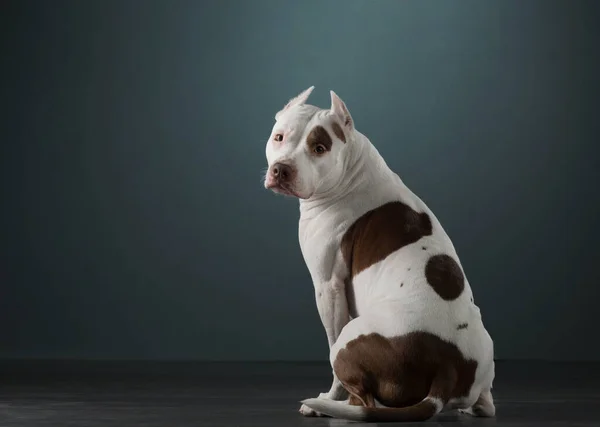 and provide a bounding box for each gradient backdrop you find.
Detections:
[2,0,599,361]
